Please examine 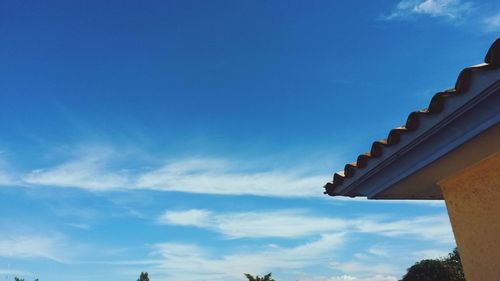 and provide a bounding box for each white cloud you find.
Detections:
[0,235,72,263]
[0,268,34,278]
[158,209,454,242]
[159,209,212,227]
[483,13,500,31]
[21,152,326,197]
[330,261,399,276]
[136,158,325,197]
[366,246,390,257]
[158,209,346,239]
[0,171,13,186]
[151,233,345,281]
[354,215,454,243]
[0,157,16,186]
[386,0,473,20]
[145,233,416,281]
[23,154,130,191]
[67,223,92,230]
[156,209,453,279]
[3,147,460,203]
[412,249,450,260]
[305,275,398,281]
